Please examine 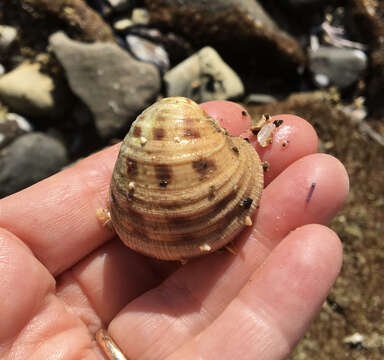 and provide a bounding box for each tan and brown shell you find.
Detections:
[110,97,264,260]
